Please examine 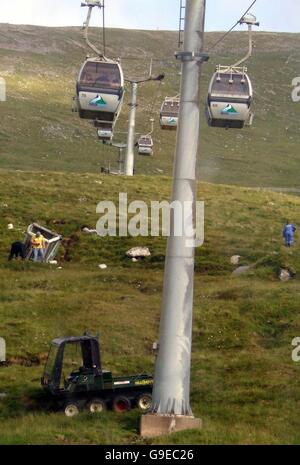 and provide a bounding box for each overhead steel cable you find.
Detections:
[113,1,258,65]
